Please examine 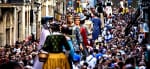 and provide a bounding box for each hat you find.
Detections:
[41,16,53,24]
[73,55,80,62]
[79,13,86,21]
[50,22,61,27]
